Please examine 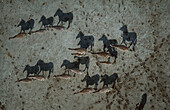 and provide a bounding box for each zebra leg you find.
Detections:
[106,84,108,87]
[42,71,45,77]
[84,64,89,73]
[121,39,127,46]
[120,39,124,44]
[134,38,137,46]
[108,57,110,62]
[130,41,135,51]
[61,21,64,25]
[67,22,70,29]
[133,46,135,51]
[83,66,86,71]
[57,20,60,26]
[29,28,32,33]
[67,20,72,29]
[90,44,93,51]
[63,69,66,74]
[83,68,86,72]
[103,45,106,52]
[50,22,53,27]
[29,29,32,33]
[40,25,43,29]
[128,42,133,48]
[27,73,29,78]
[44,25,47,30]
[133,39,137,51]
[114,55,117,63]
[94,83,98,90]
[48,71,51,78]
[37,70,41,75]
[124,41,127,46]
[68,69,70,75]
[112,82,115,88]
[102,84,105,88]
[86,83,89,88]
[23,30,26,34]
[20,29,23,33]
[91,43,94,52]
